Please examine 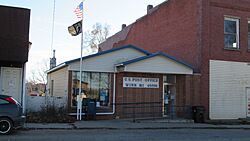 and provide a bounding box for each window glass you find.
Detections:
[163,75,176,84]
[224,18,239,49]
[90,72,100,100]
[0,99,9,105]
[82,72,90,96]
[72,71,79,106]
[163,75,167,83]
[71,71,111,107]
[224,20,236,33]
[224,34,237,48]
[99,73,110,106]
